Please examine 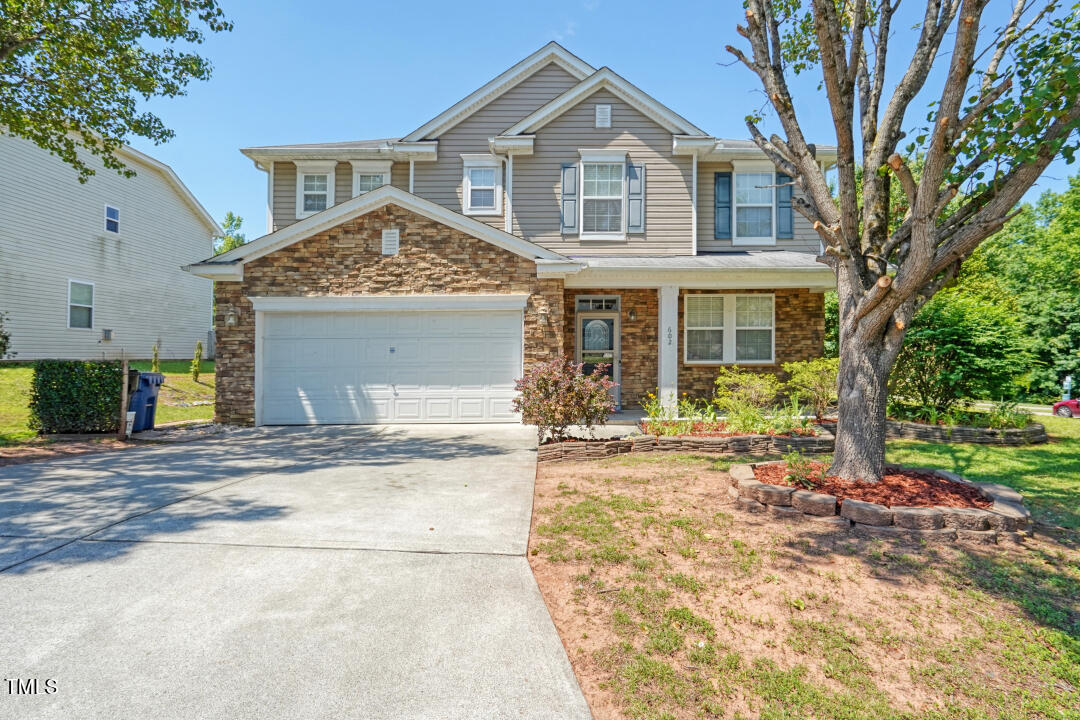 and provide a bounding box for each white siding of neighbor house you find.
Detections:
[0,134,215,360]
